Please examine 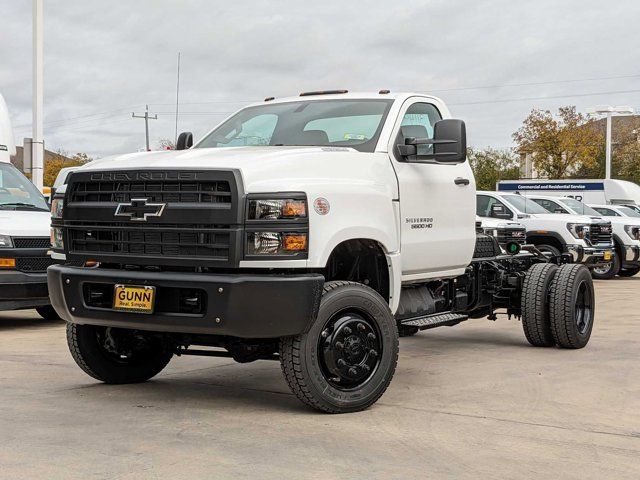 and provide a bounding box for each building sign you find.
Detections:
[498,182,605,192]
